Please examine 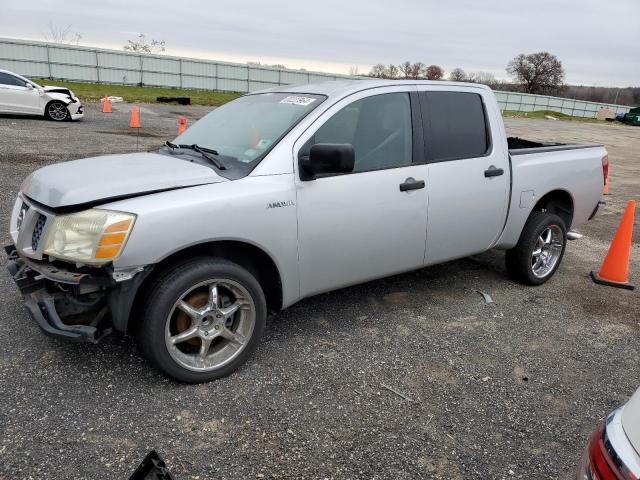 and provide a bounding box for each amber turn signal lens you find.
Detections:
[95,245,121,259]
[98,232,127,246]
[104,219,132,234]
[96,218,133,259]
